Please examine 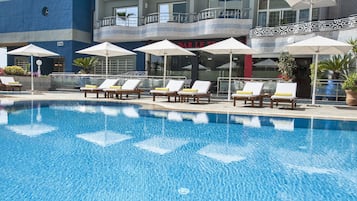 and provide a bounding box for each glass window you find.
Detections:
[298,8,319,22]
[159,2,186,23]
[257,12,267,27]
[299,9,309,22]
[269,11,280,27]
[115,6,138,27]
[259,0,268,9]
[282,10,296,24]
